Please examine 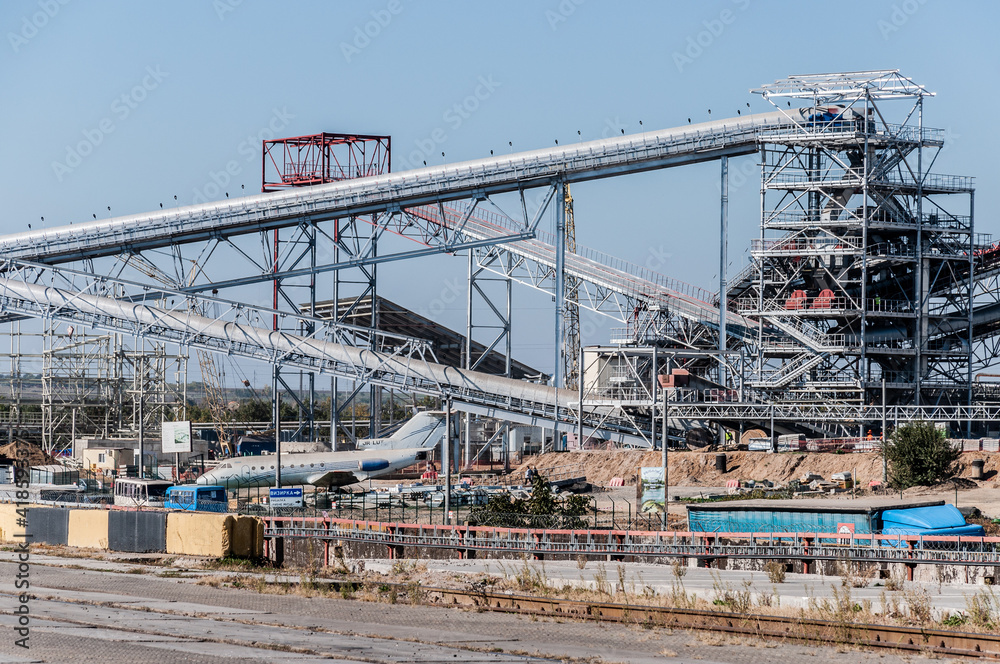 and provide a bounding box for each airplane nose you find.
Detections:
[195,474,208,485]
